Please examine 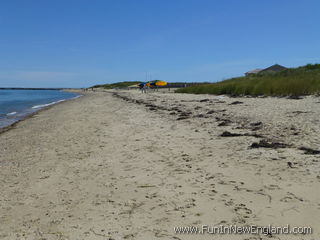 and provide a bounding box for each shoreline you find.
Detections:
[0,90,84,135]
[0,90,319,239]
